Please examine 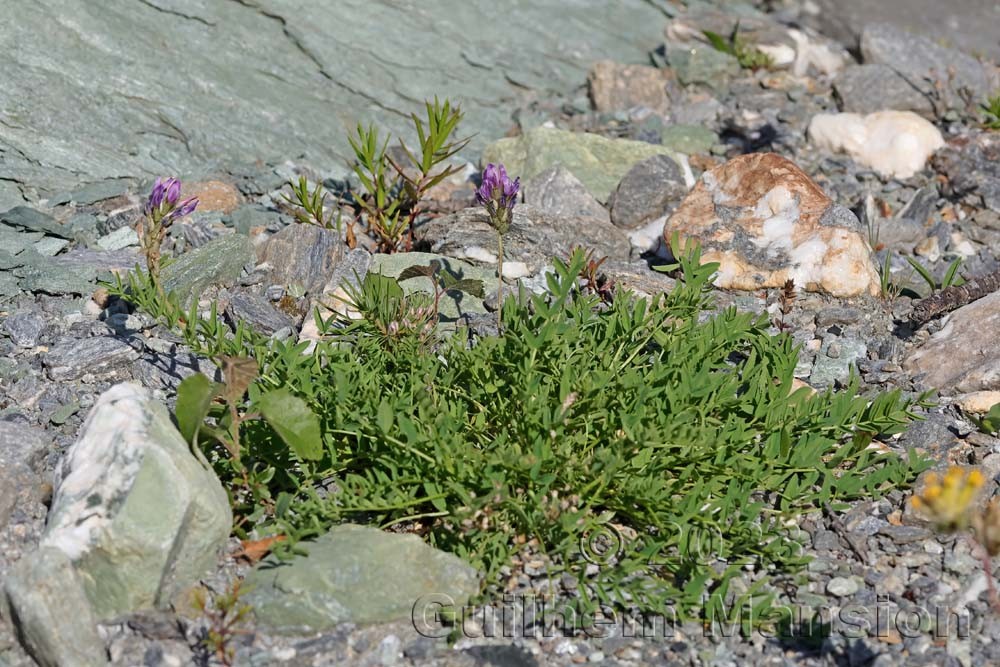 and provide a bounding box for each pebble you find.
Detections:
[826,576,859,597]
